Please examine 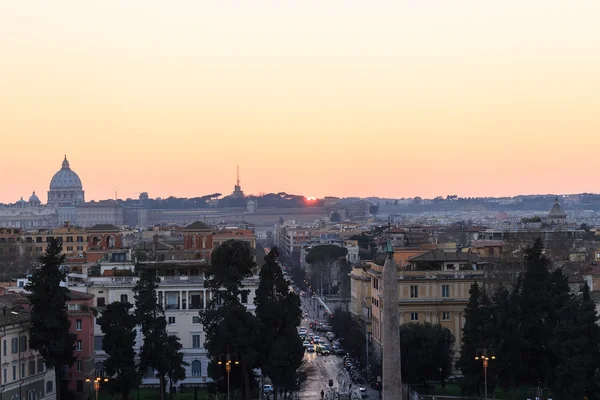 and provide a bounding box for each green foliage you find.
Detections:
[305,244,348,265]
[551,283,600,399]
[254,248,305,394]
[201,240,259,400]
[98,301,142,400]
[26,238,76,400]
[456,282,485,395]
[400,323,455,387]
[134,268,186,400]
[458,238,584,398]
